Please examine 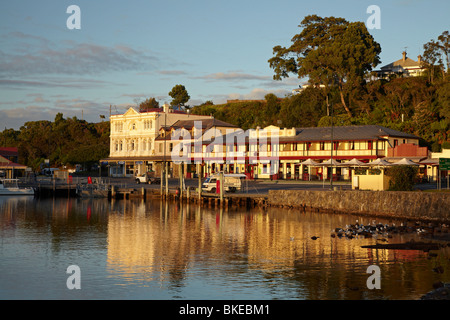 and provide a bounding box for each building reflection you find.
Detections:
[0,196,448,299]
[105,199,449,299]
